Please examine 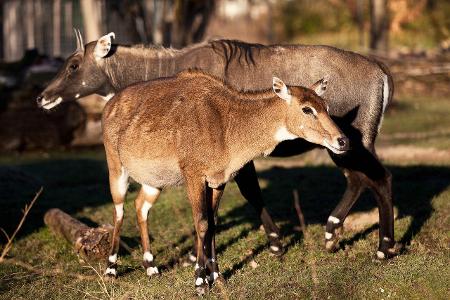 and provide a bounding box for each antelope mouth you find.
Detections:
[40,97,63,110]
[323,140,348,155]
